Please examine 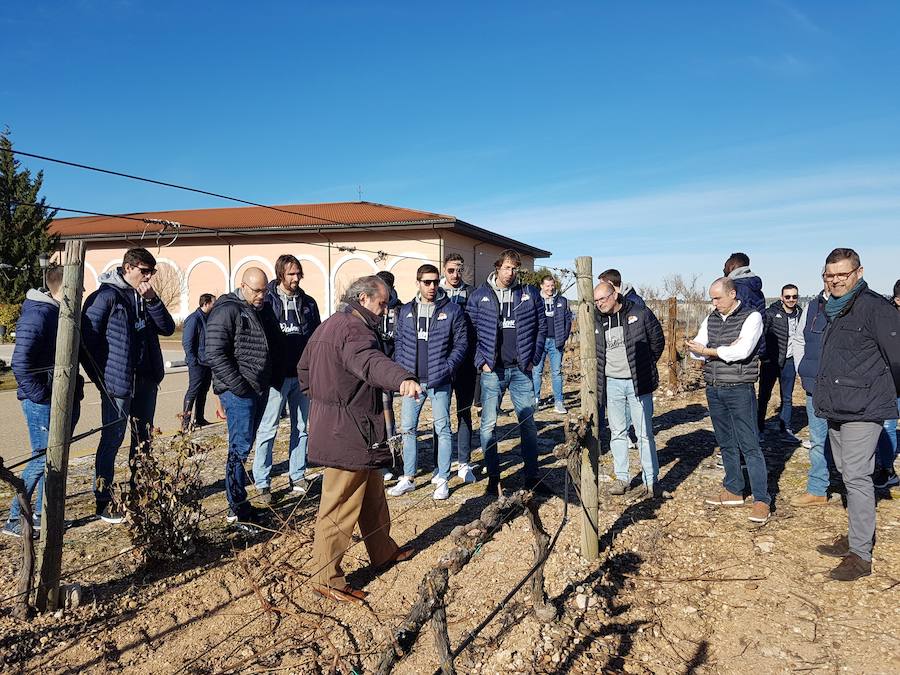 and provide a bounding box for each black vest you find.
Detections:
[703,303,760,385]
